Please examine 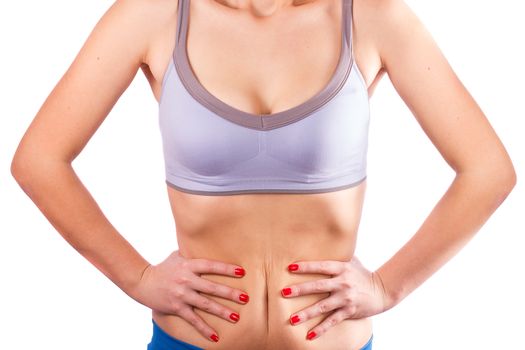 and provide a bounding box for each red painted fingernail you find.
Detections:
[229,312,240,322]
[288,264,299,271]
[210,333,219,342]
[290,315,301,325]
[234,267,245,276]
[281,287,292,297]
[307,331,317,340]
[239,293,249,303]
